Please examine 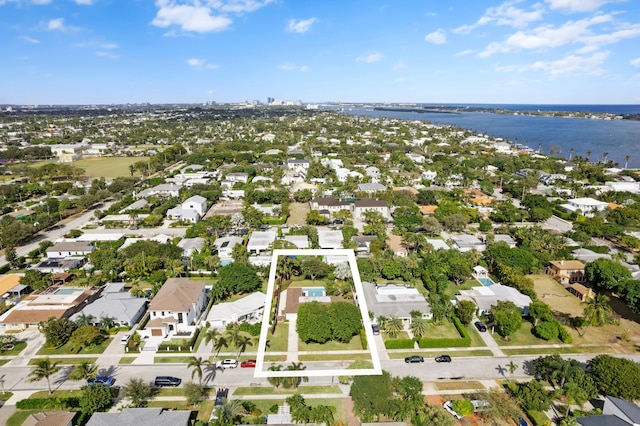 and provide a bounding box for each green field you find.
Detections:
[33,157,147,178]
